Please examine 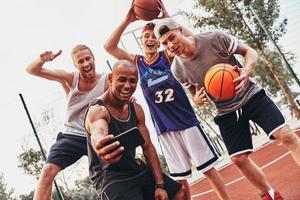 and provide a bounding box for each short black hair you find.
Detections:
[112,60,136,71]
